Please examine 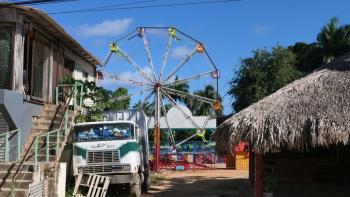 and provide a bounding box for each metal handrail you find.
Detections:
[0,129,22,162]
[10,82,84,197]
